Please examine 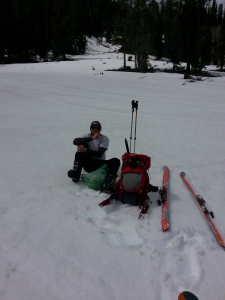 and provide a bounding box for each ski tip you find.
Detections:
[180,171,186,178]
[163,165,168,171]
